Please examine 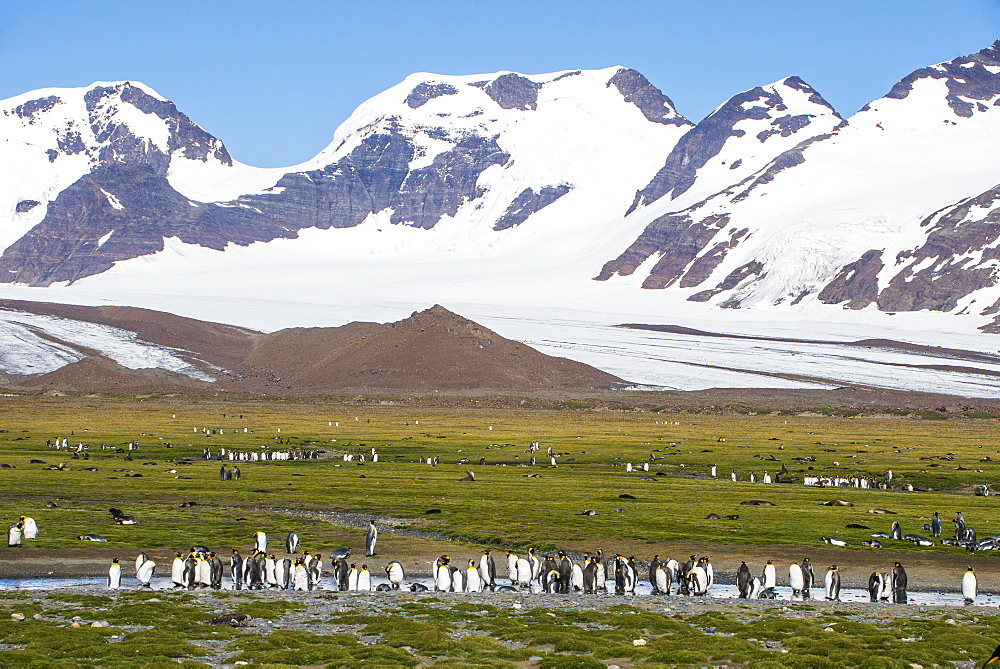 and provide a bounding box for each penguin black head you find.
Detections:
[112,558,120,564]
